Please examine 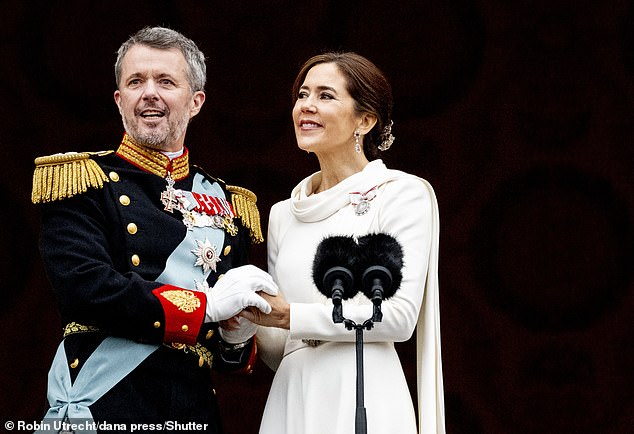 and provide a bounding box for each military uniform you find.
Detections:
[32,133,263,432]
